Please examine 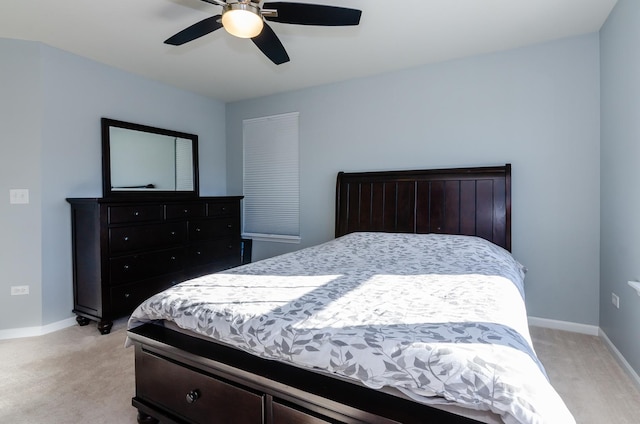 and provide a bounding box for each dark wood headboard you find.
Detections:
[335,164,512,251]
